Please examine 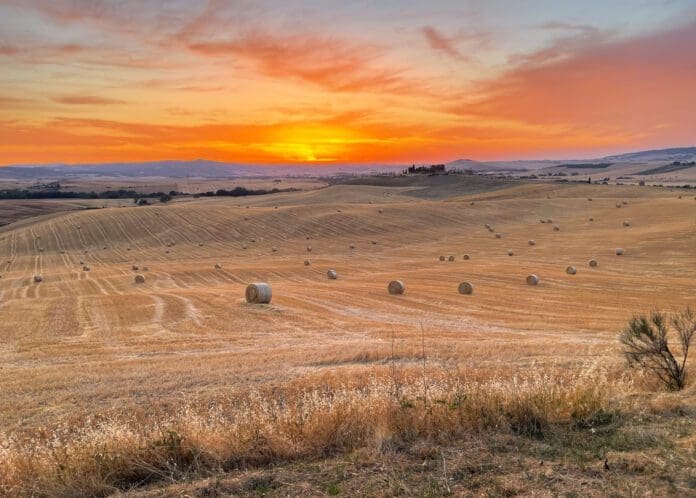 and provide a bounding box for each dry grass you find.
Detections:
[0,364,610,496]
